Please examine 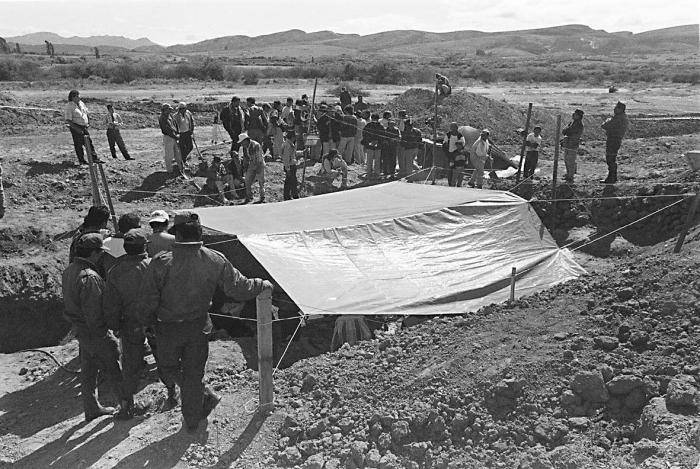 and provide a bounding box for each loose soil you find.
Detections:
[0,81,698,468]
